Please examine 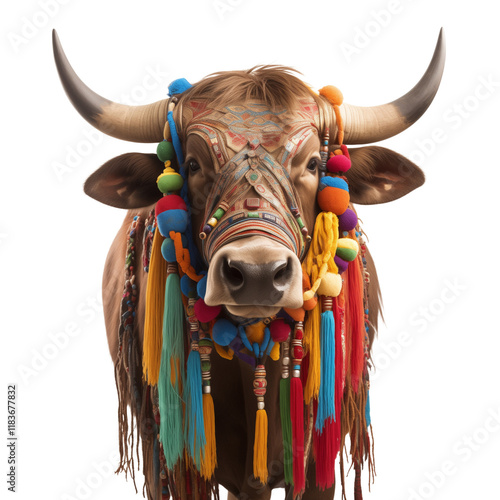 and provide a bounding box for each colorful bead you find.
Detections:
[326,154,351,173]
[338,208,358,232]
[317,272,342,297]
[156,140,175,163]
[317,176,350,215]
[336,238,359,262]
[212,319,238,346]
[269,318,291,342]
[157,167,183,194]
